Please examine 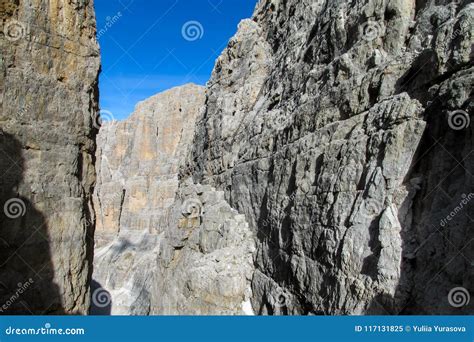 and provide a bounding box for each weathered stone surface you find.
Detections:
[151,180,255,315]
[0,0,100,314]
[92,84,207,314]
[183,0,473,314]
[94,0,473,315]
[92,84,256,315]
[93,84,206,247]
